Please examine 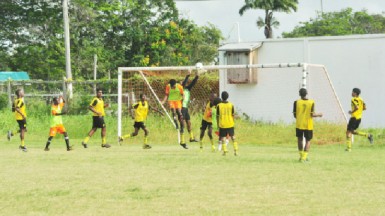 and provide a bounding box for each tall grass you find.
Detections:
[1,108,383,148]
